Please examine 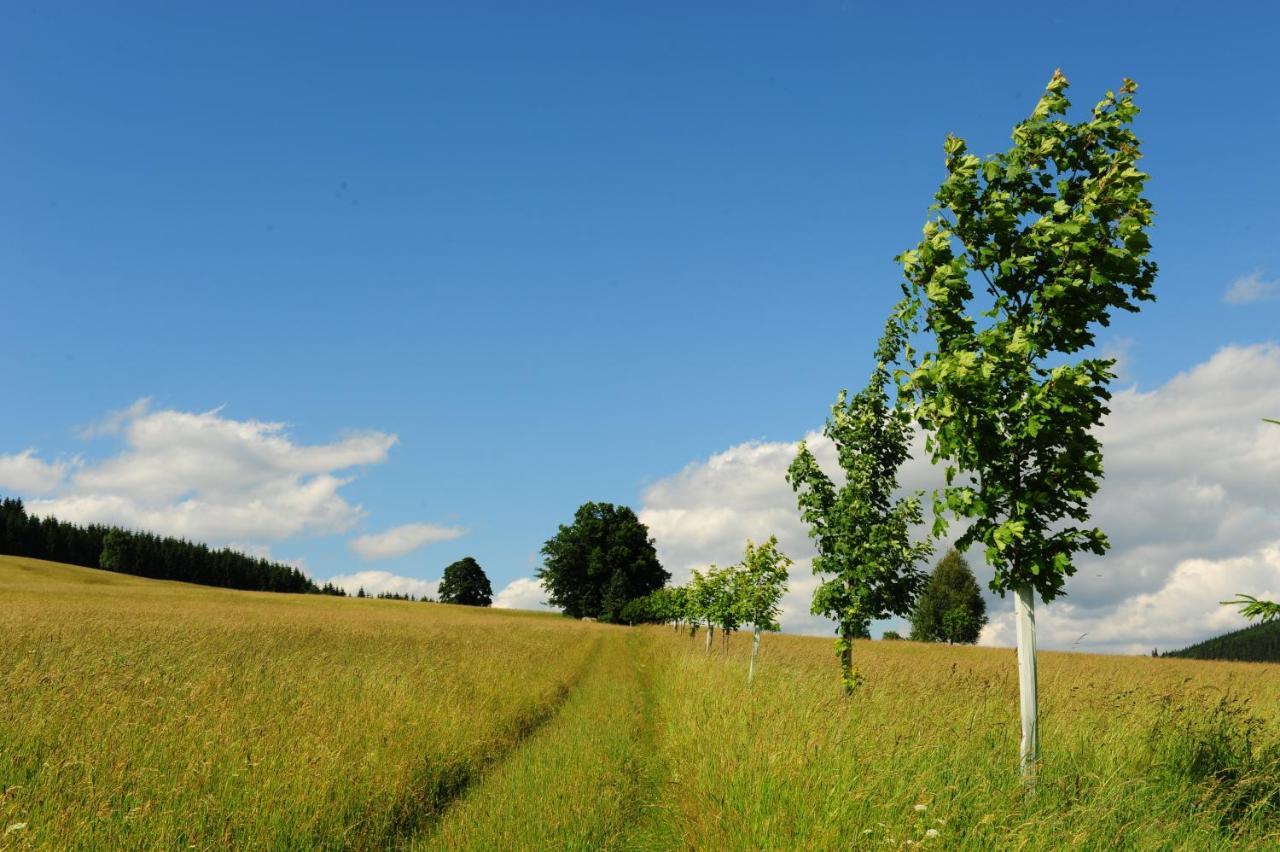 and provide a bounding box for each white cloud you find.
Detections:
[349,522,466,561]
[75,398,153,439]
[492,576,555,611]
[1224,271,1280,305]
[640,344,1280,654]
[15,401,398,544]
[0,450,74,495]
[326,570,439,599]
